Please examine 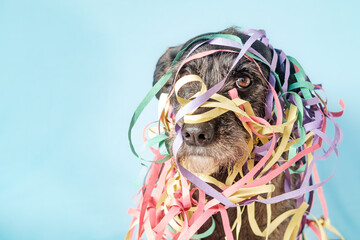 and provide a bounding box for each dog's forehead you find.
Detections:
[178,50,233,74]
[173,32,272,85]
[174,48,268,92]
[152,28,275,99]
[181,30,273,63]
[176,54,256,90]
